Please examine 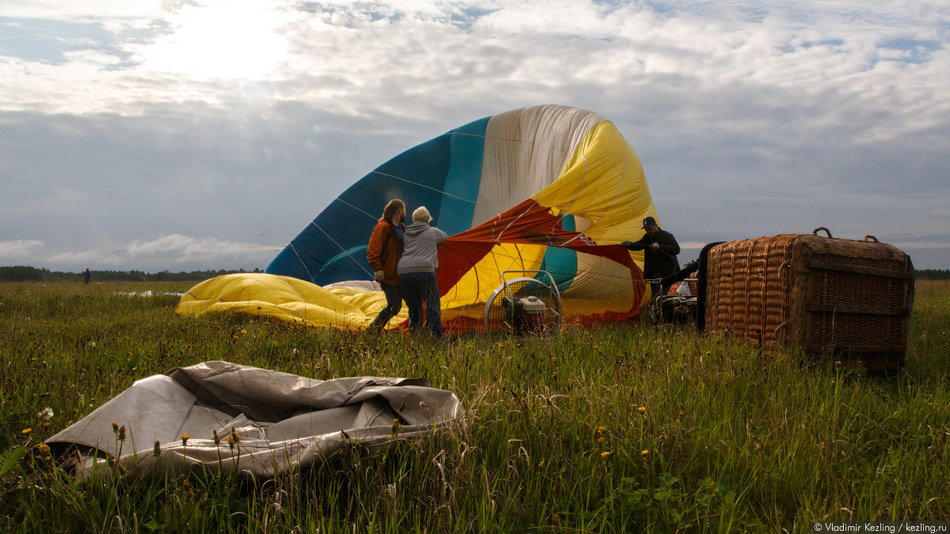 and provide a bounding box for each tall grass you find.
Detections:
[1,280,948,532]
